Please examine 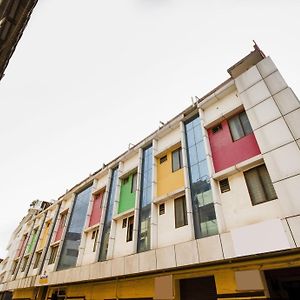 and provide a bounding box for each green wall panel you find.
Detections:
[118,173,136,213]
